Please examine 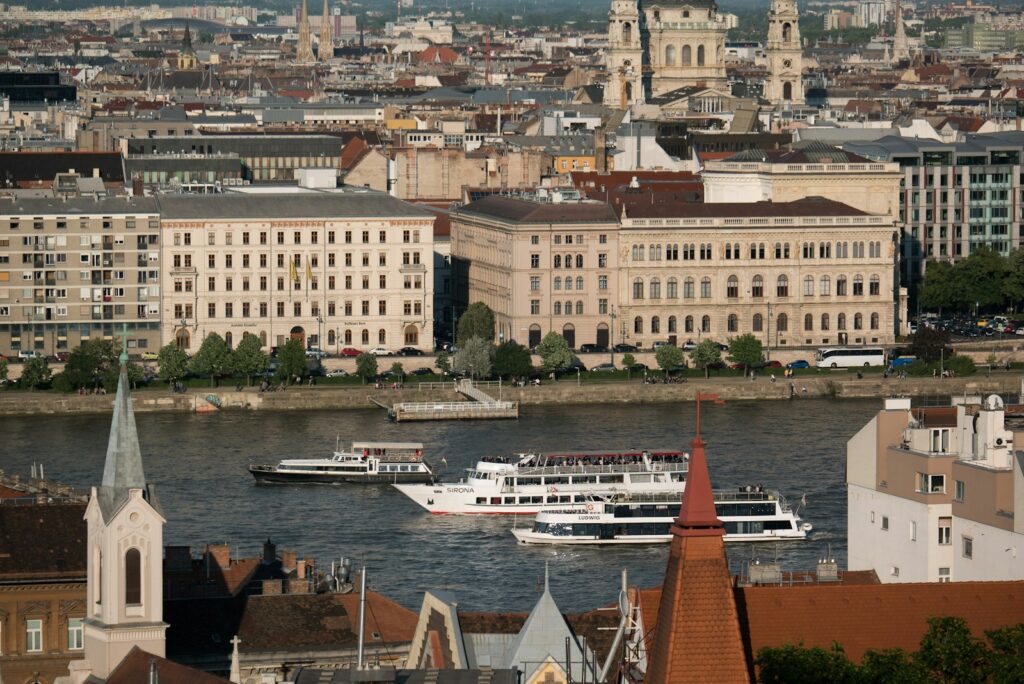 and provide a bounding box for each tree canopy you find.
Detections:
[276,339,308,384]
[355,352,378,382]
[689,340,722,378]
[494,341,533,378]
[918,247,1024,313]
[157,343,189,383]
[536,332,572,372]
[21,356,51,390]
[232,333,268,385]
[655,345,684,371]
[63,338,117,389]
[457,302,496,344]
[728,334,764,371]
[454,337,493,379]
[189,333,232,387]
